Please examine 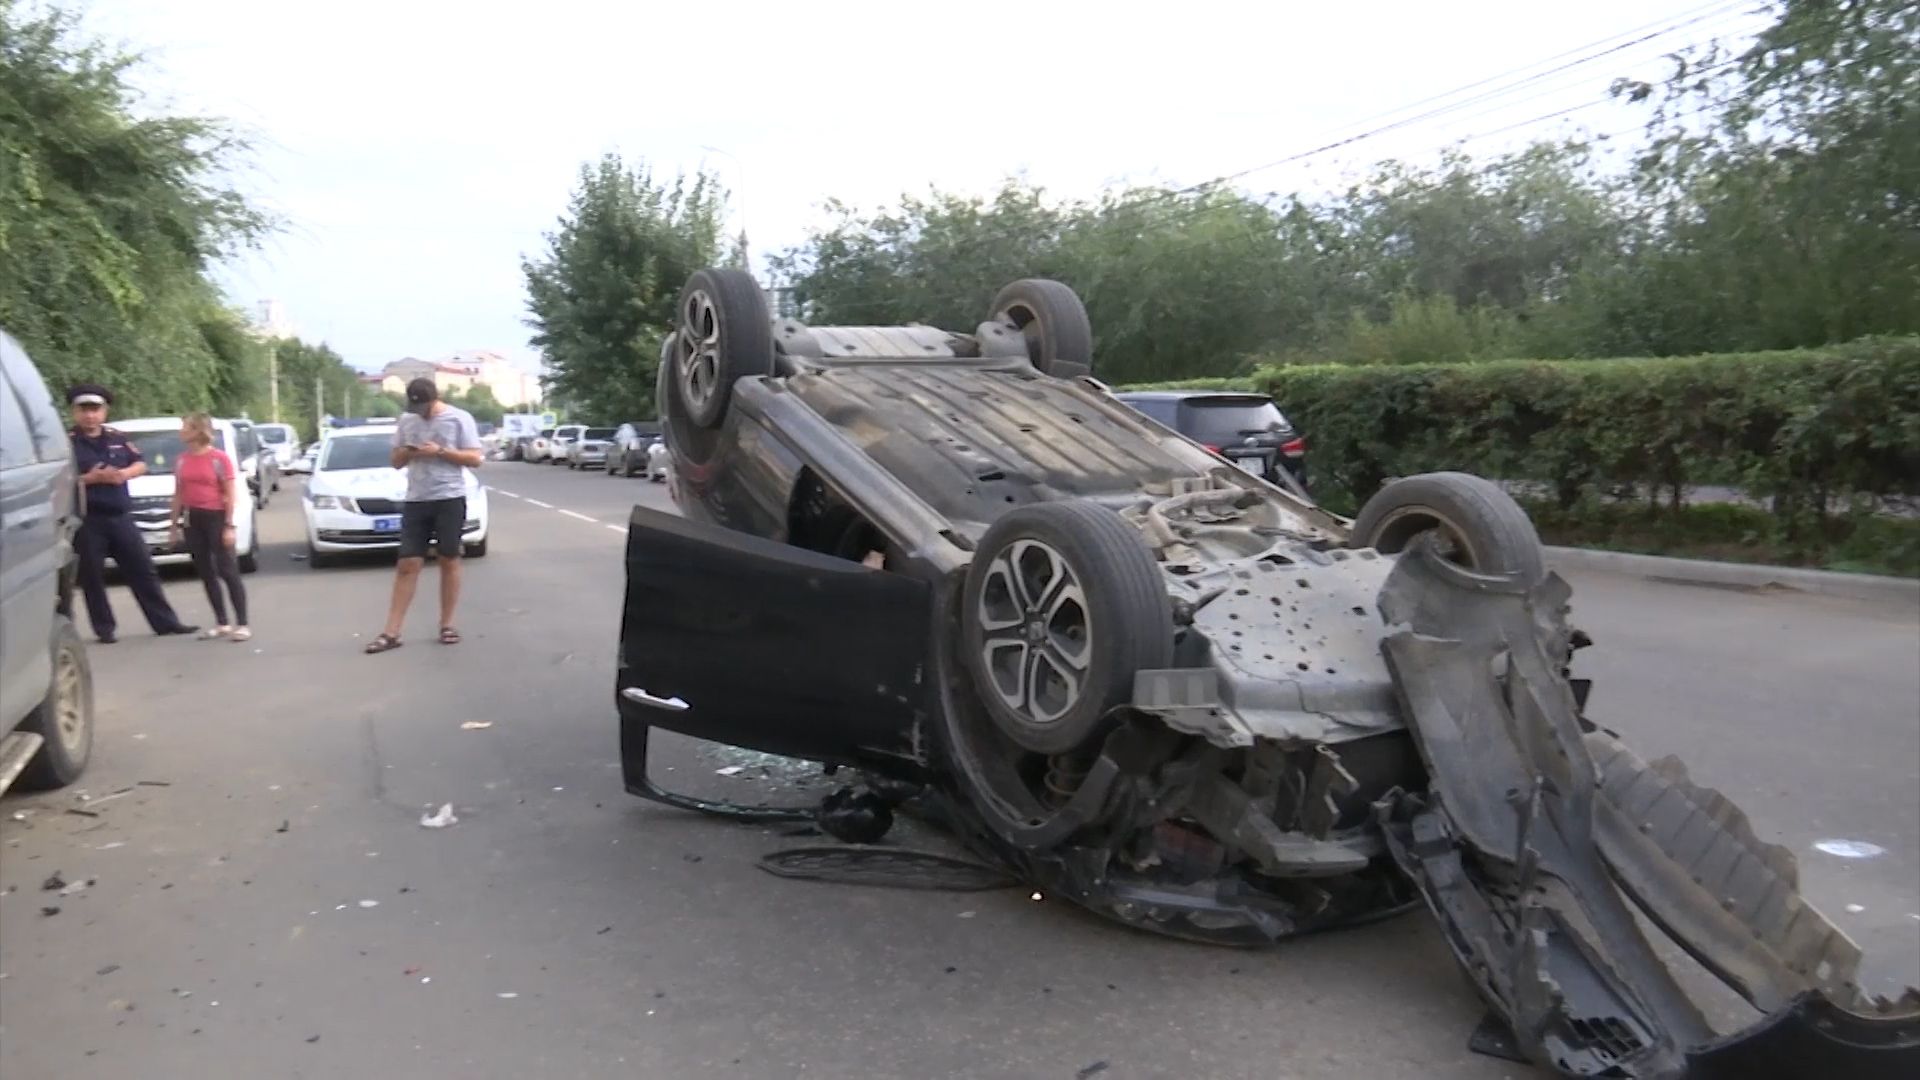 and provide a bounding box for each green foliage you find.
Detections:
[1244,338,1920,563]
[521,154,727,421]
[0,1,270,415]
[264,338,372,440]
[443,383,504,426]
[770,2,1915,376]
